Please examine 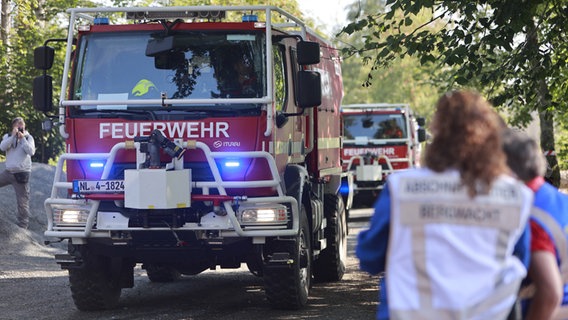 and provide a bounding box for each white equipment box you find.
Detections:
[124,169,191,209]
[356,165,382,181]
